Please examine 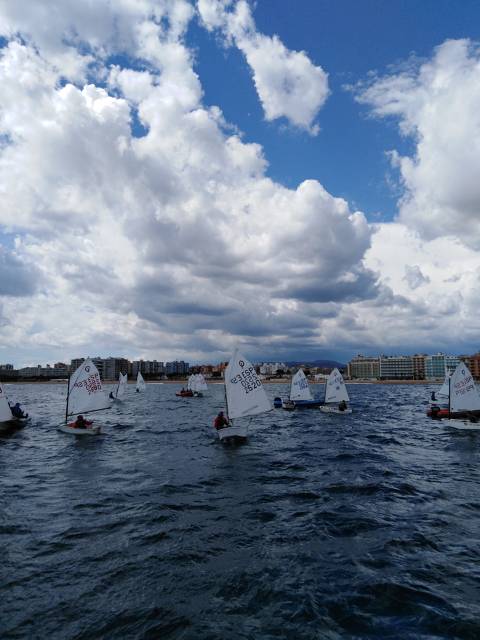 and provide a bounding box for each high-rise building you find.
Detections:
[412,354,427,380]
[379,355,414,380]
[347,355,380,379]
[166,361,189,375]
[103,357,130,380]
